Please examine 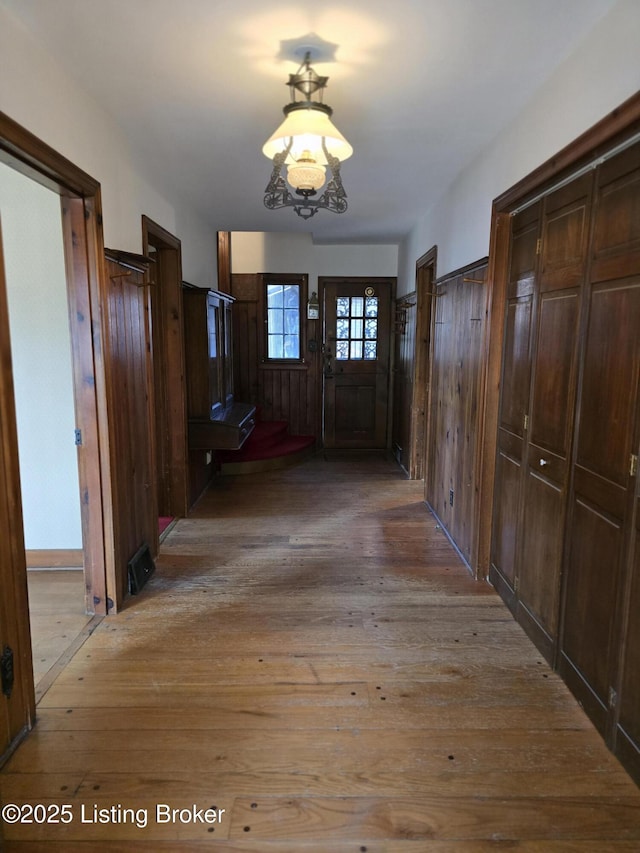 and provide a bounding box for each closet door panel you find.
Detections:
[515,176,590,653]
[529,291,580,456]
[490,205,540,598]
[576,281,640,484]
[517,290,580,648]
[490,296,532,594]
[562,497,623,730]
[591,141,640,282]
[499,296,533,435]
[518,471,564,640]
[559,145,640,733]
[560,278,639,722]
[491,447,522,590]
[540,173,592,293]
[617,508,640,777]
